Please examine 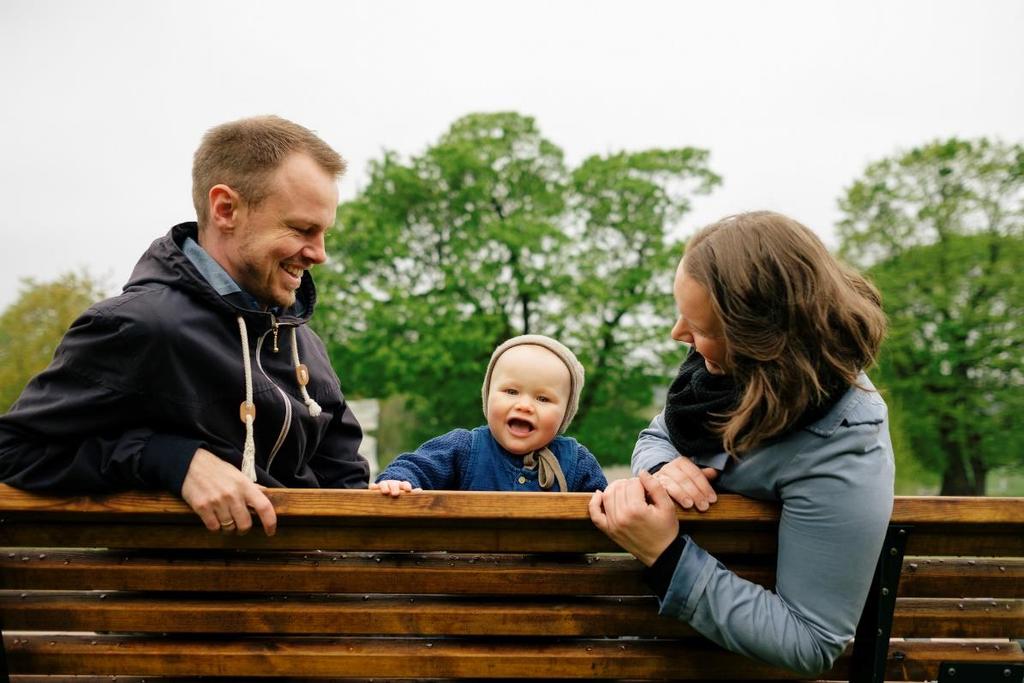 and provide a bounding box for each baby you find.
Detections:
[371,335,607,494]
